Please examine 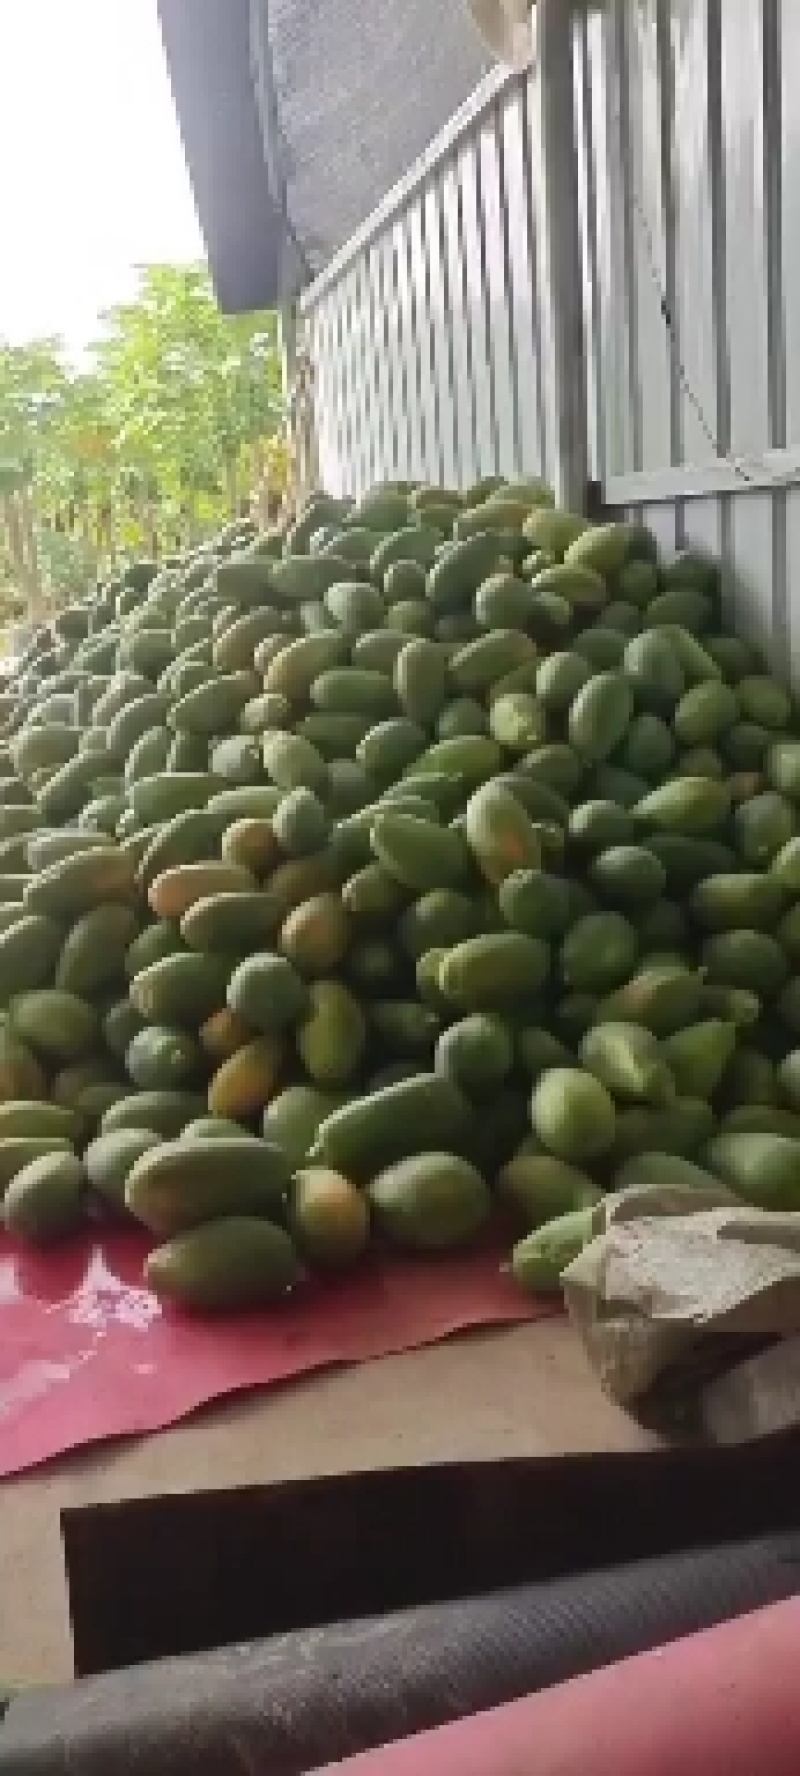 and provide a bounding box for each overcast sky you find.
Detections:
[0,0,204,353]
